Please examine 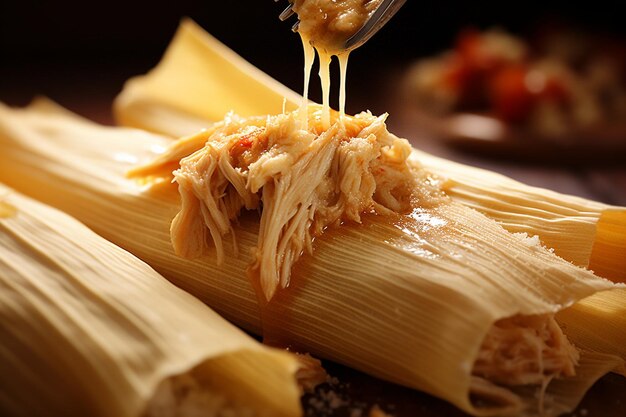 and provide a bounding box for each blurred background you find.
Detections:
[1,0,625,202]
[2,1,625,112]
